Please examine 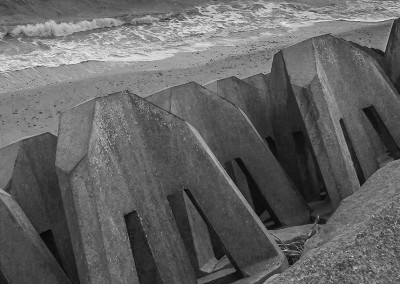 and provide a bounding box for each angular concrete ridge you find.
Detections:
[204,76,273,141]
[270,34,400,208]
[241,73,270,95]
[0,190,71,284]
[203,76,324,203]
[3,133,79,284]
[244,75,324,203]
[0,140,26,189]
[147,82,310,226]
[385,18,400,92]
[56,91,287,284]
